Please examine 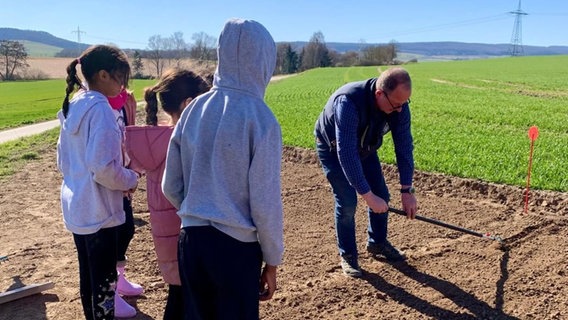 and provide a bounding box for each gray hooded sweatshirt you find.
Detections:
[57,90,138,235]
[162,18,284,266]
